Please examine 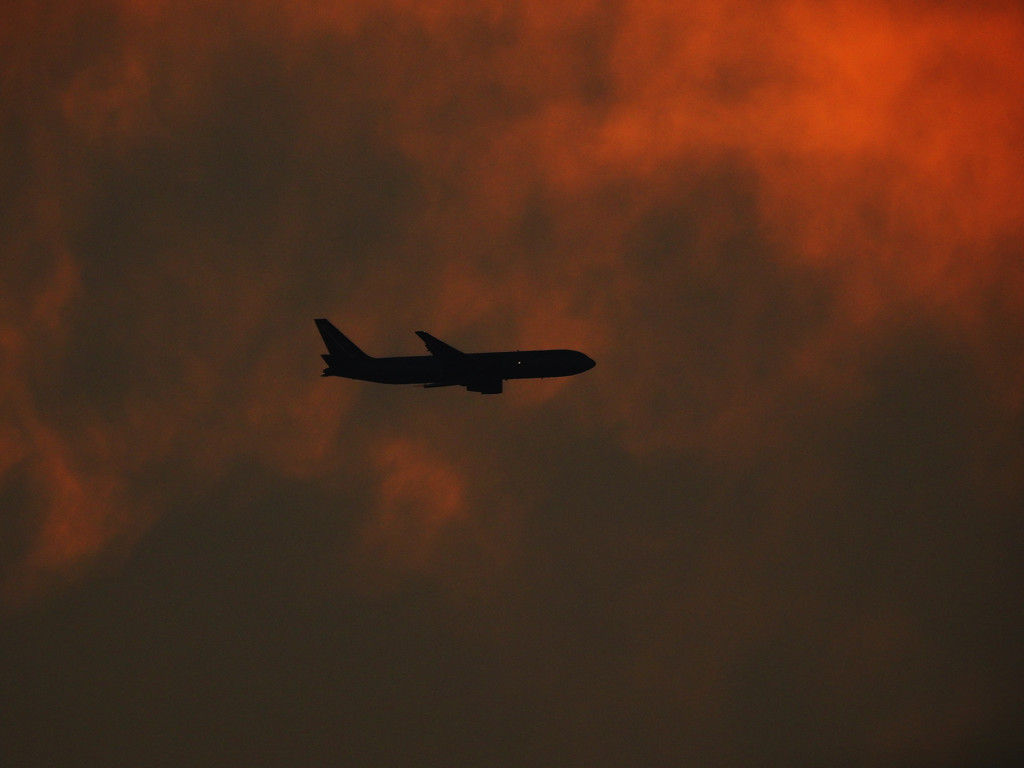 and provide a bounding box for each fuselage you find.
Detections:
[329,349,595,385]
